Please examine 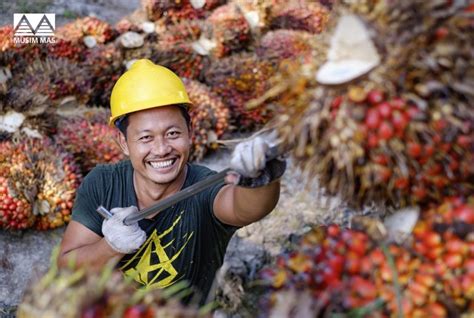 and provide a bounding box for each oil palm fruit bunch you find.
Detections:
[202,3,252,58]
[47,39,85,62]
[2,84,48,114]
[255,29,315,64]
[0,26,42,66]
[142,0,222,24]
[183,79,229,160]
[151,43,209,80]
[203,53,275,130]
[56,17,116,44]
[269,0,329,34]
[0,142,35,230]
[33,144,82,231]
[84,43,125,107]
[56,115,124,175]
[0,26,13,52]
[268,1,473,208]
[147,20,209,80]
[258,199,474,317]
[115,18,142,34]
[12,58,91,104]
[18,259,207,318]
[160,20,203,46]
